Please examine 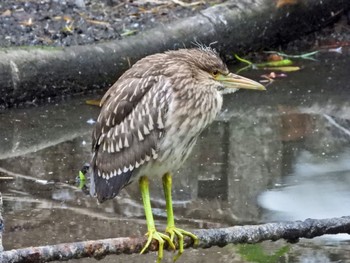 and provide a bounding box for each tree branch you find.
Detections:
[1,216,350,263]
